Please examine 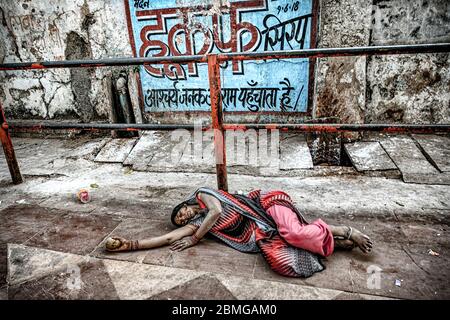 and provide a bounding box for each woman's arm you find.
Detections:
[106,225,195,252]
[139,225,195,249]
[170,192,222,251]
